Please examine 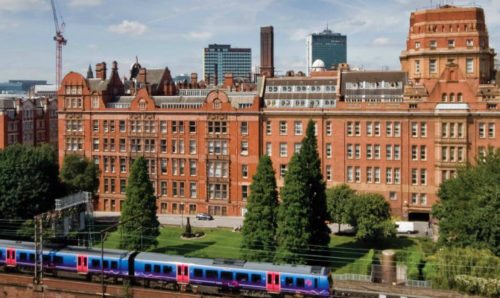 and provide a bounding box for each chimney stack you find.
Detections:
[95,62,107,80]
[190,73,198,85]
[138,68,147,84]
[260,26,275,77]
